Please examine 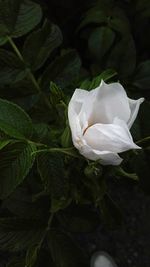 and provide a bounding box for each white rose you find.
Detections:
[68,80,144,165]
